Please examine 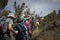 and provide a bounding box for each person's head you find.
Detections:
[20,14,25,20]
[8,13,15,21]
[26,15,31,20]
[36,19,39,22]
[17,14,25,23]
[17,17,23,23]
